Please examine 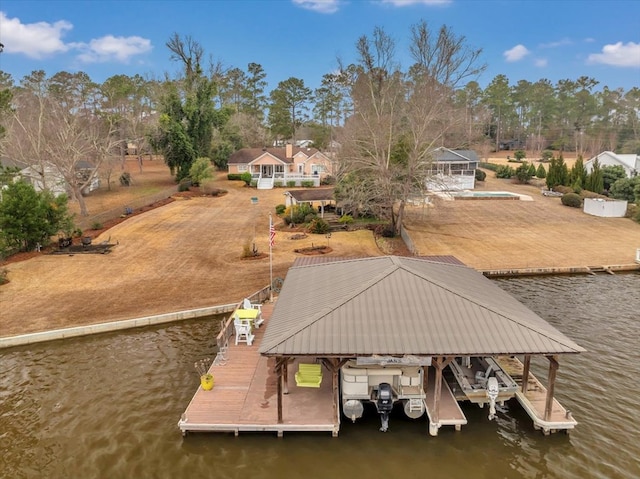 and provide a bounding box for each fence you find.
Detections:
[76,186,178,230]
